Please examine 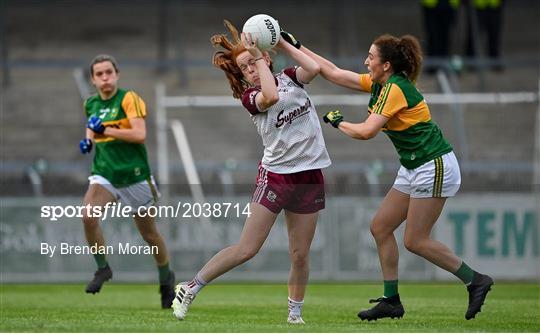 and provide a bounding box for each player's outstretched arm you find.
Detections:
[276,37,320,84]
[280,30,361,90]
[280,30,363,91]
[301,46,362,91]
